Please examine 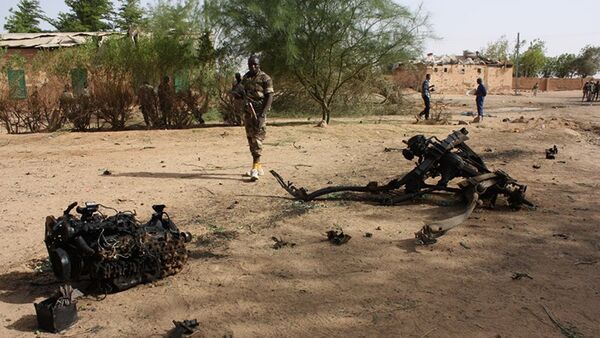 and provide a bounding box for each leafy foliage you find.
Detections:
[3,0,45,33]
[114,0,145,31]
[572,45,600,77]
[542,53,577,78]
[481,35,510,61]
[52,0,114,32]
[518,39,546,77]
[210,0,427,123]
